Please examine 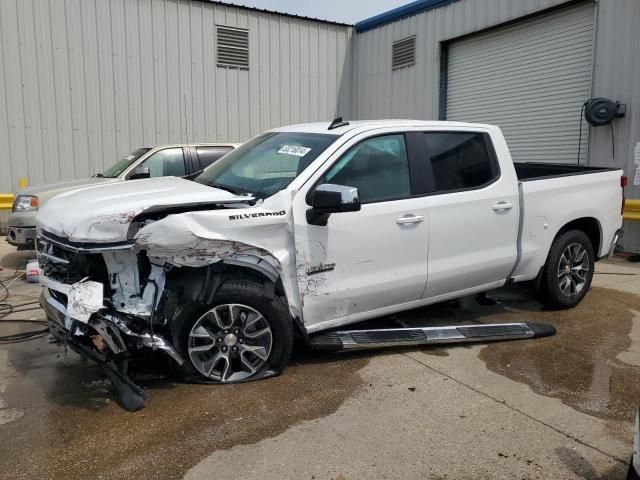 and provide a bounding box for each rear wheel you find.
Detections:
[172,276,293,383]
[539,229,594,309]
